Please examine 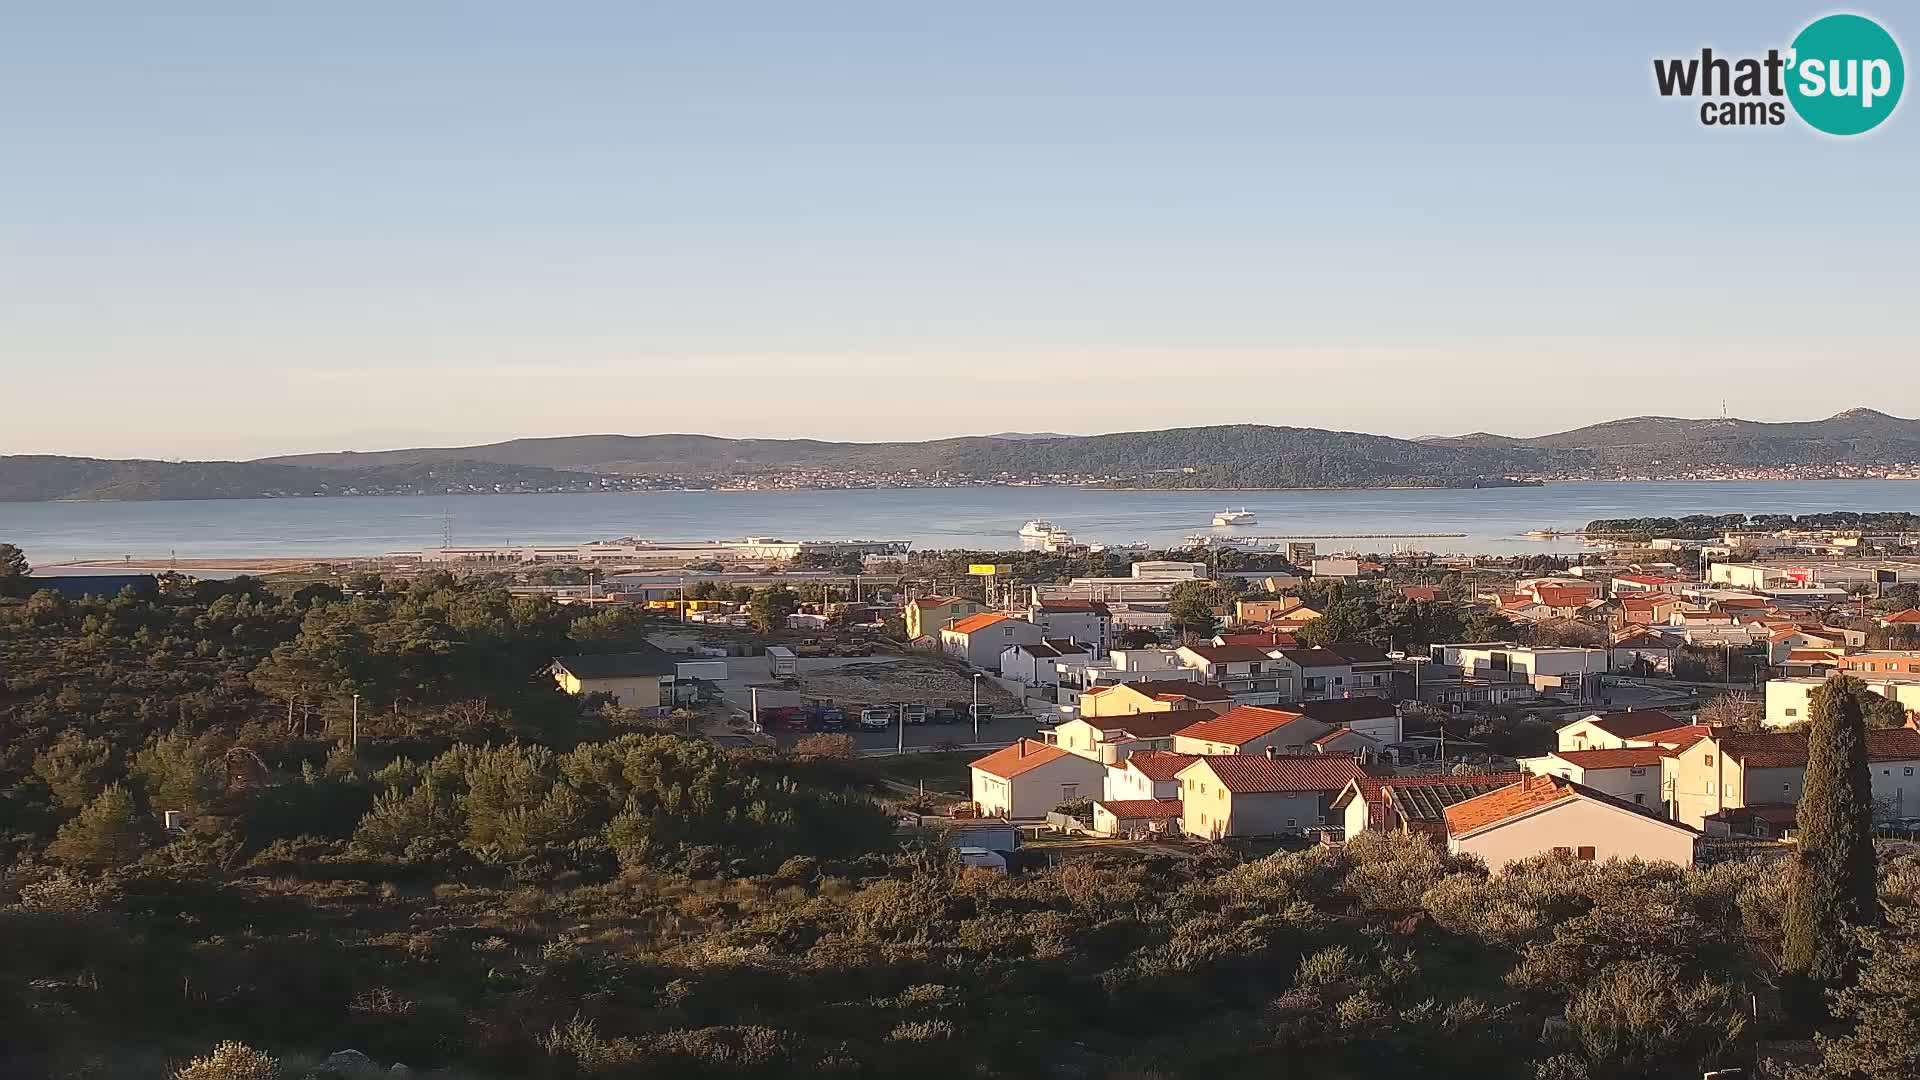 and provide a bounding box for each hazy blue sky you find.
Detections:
[2,2,1914,458]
